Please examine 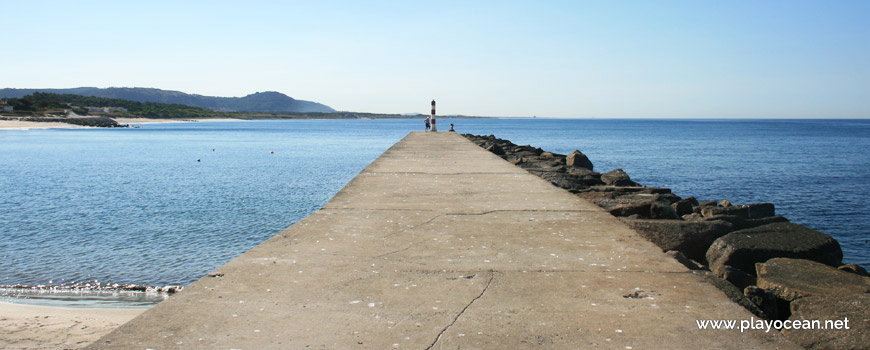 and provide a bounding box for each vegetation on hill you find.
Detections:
[0,87,335,113]
[4,92,224,119]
